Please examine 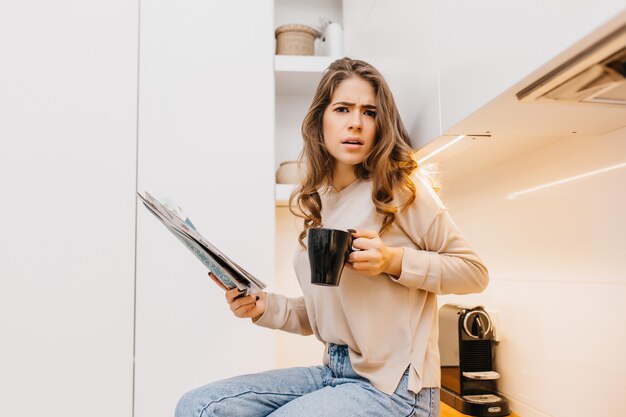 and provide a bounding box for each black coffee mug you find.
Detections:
[308,228,354,286]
